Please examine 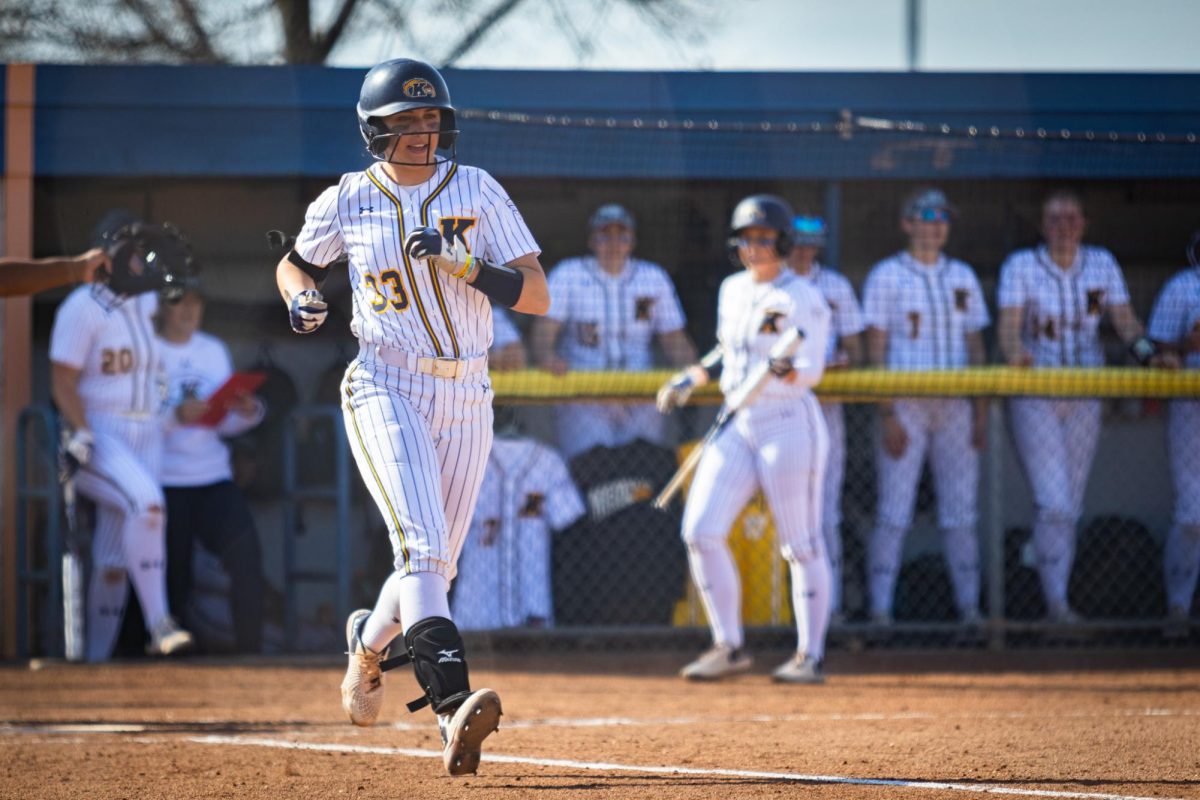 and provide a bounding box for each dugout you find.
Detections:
[4,64,1200,653]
